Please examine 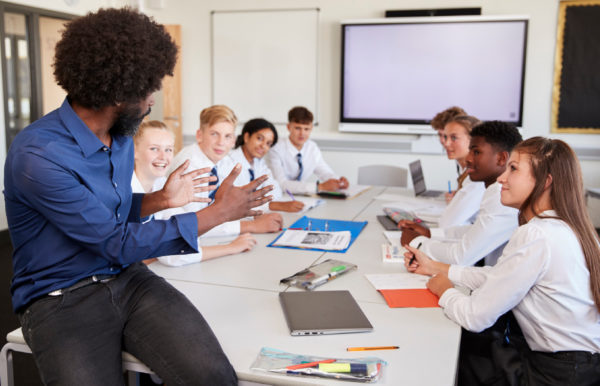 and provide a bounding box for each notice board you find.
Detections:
[552,0,600,133]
